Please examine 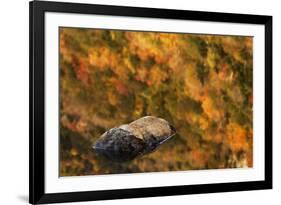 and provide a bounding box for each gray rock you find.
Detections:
[93,116,176,162]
